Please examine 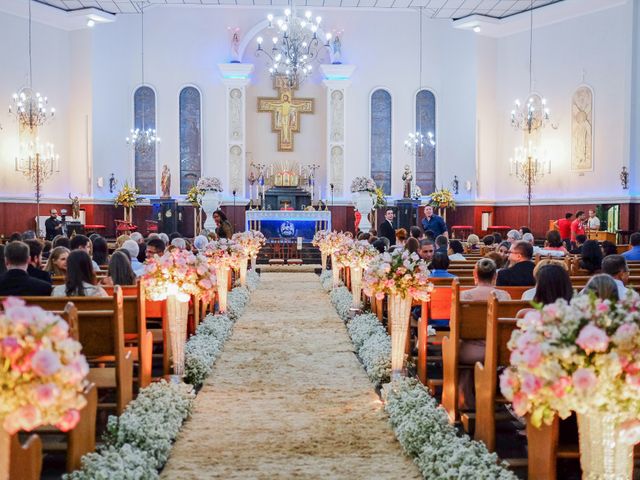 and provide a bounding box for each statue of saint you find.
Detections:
[69,193,81,219]
[331,35,342,64]
[230,29,241,63]
[402,165,413,199]
[161,165,171,198]
[109,173,117,193]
